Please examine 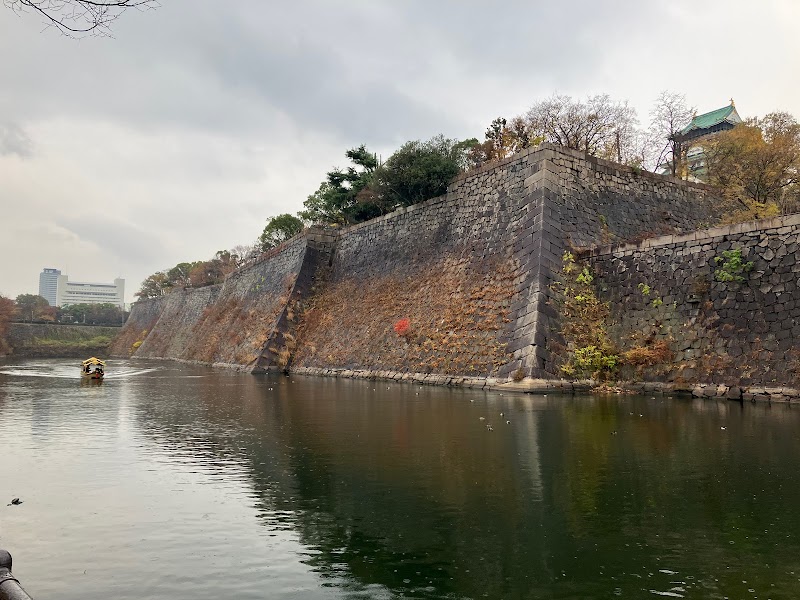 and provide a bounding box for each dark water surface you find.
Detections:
[1,359,799,599]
